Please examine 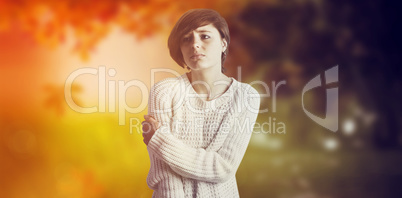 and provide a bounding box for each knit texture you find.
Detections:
[146,73,260,198]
